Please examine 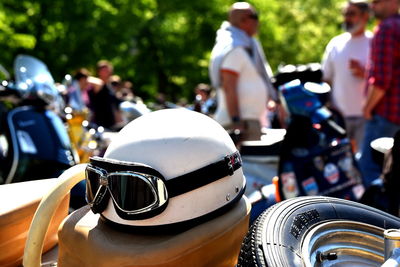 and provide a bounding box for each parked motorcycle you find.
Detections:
[237,65,400,266]
[0,55,76,184]
[276,78,364,201]
[245,64,364,222]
